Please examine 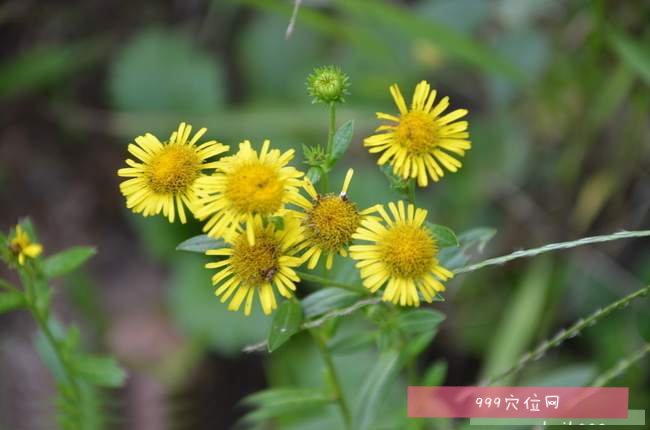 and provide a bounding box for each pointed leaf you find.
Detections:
[307,166,322,184]
[69,354,127,387]
[330,120,355,163]
[242,388,332,422]
[427,223,459,248]
[301,287,361,319]
[43,247,96,278]
[0,291,25,314]
[396,309,446,336]
[176,235,225,253]
[608,29,650,86]
[268,300,303,352]
[353,350,401,430]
